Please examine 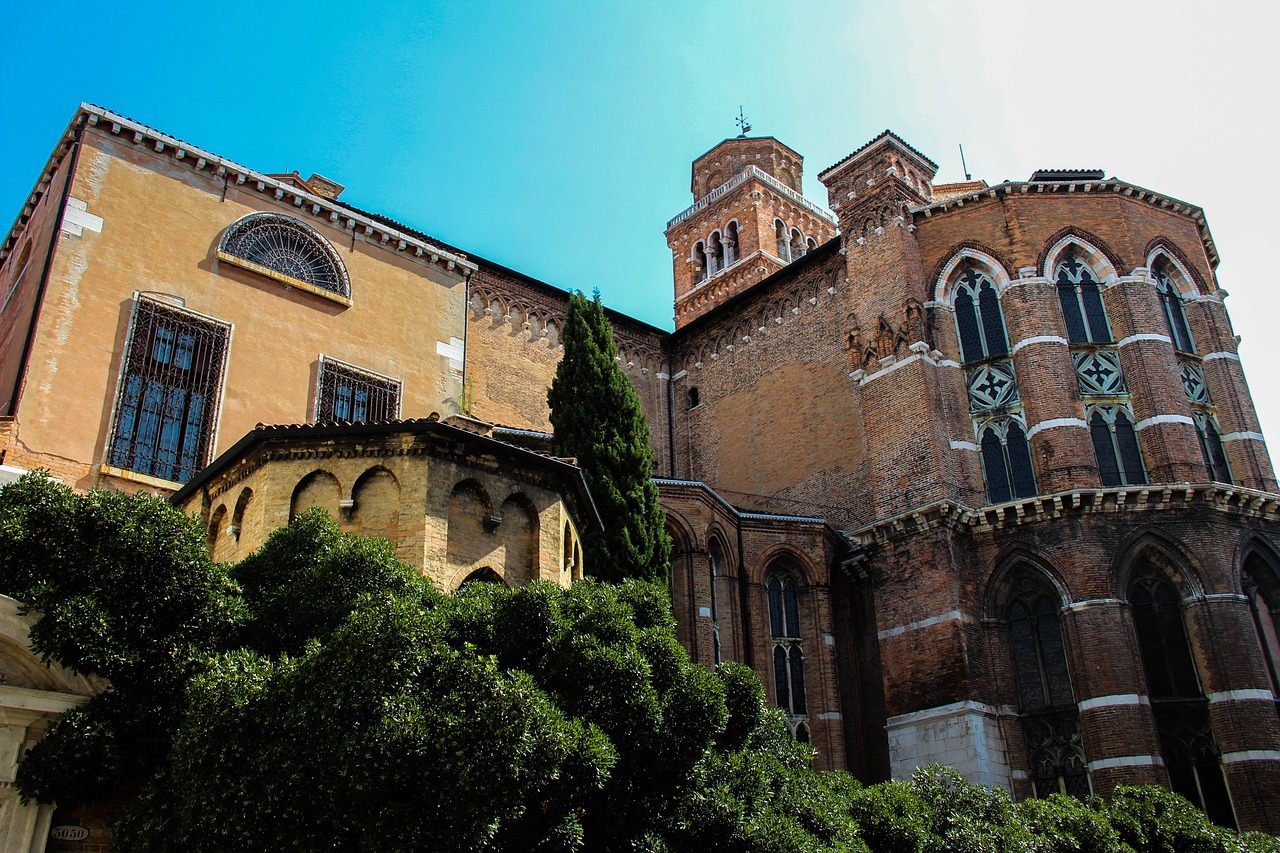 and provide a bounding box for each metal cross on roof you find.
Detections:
[736,106,751,137]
